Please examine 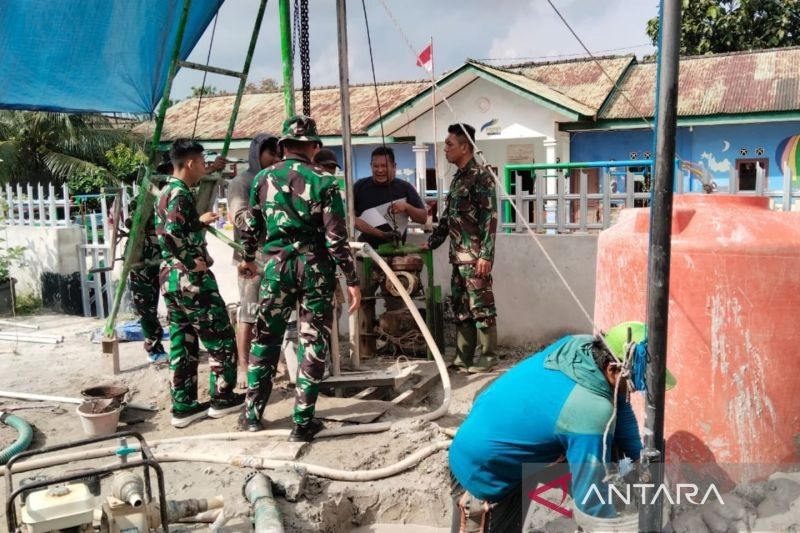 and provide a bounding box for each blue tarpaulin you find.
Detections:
[0,0,224,114]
